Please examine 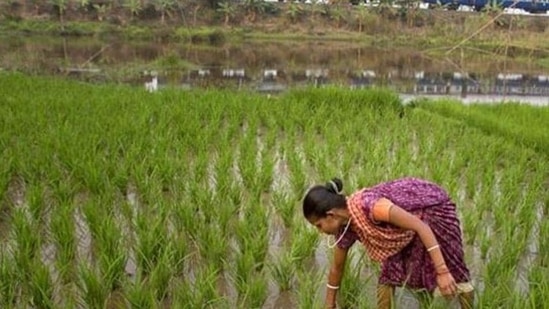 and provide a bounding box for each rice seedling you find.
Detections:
[289,219,319,267]
[269,250,296,292]
[271,191,295,229]
[195,220,228,272]
[173,262,223,308]
[78,261,110,309]
[338,249,375,308]
[50,201,77,284]
[125,277,156,308]
[258,141,275,193]
[12,208,41,276]
[26,258,55,309]
[528,265,549,306]
[0,253,19,307]
[295,267,323,309]
[234,202,269,271]
[82,197,127,291]
[147,246,177,302]
[134,206,170,277]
